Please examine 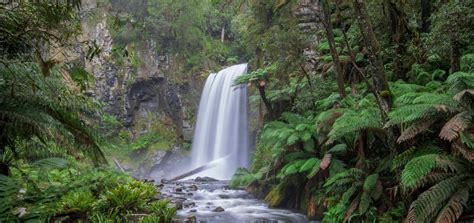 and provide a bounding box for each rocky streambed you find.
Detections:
[157,178,310,223]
